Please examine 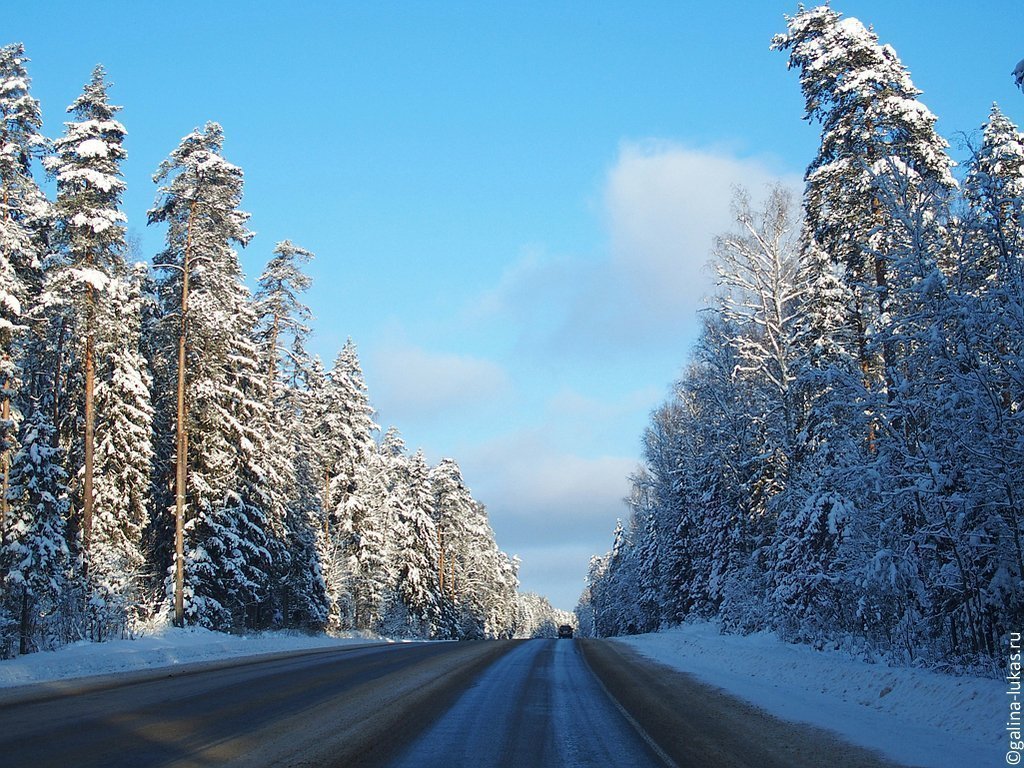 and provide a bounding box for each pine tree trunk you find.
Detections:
[266,312,279,403]
[438,528,445,596]
[0,387,9,534]
[174,201,196,627]
[0,190,9,534]
[51,317,68,441]
[82,286,95,556]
